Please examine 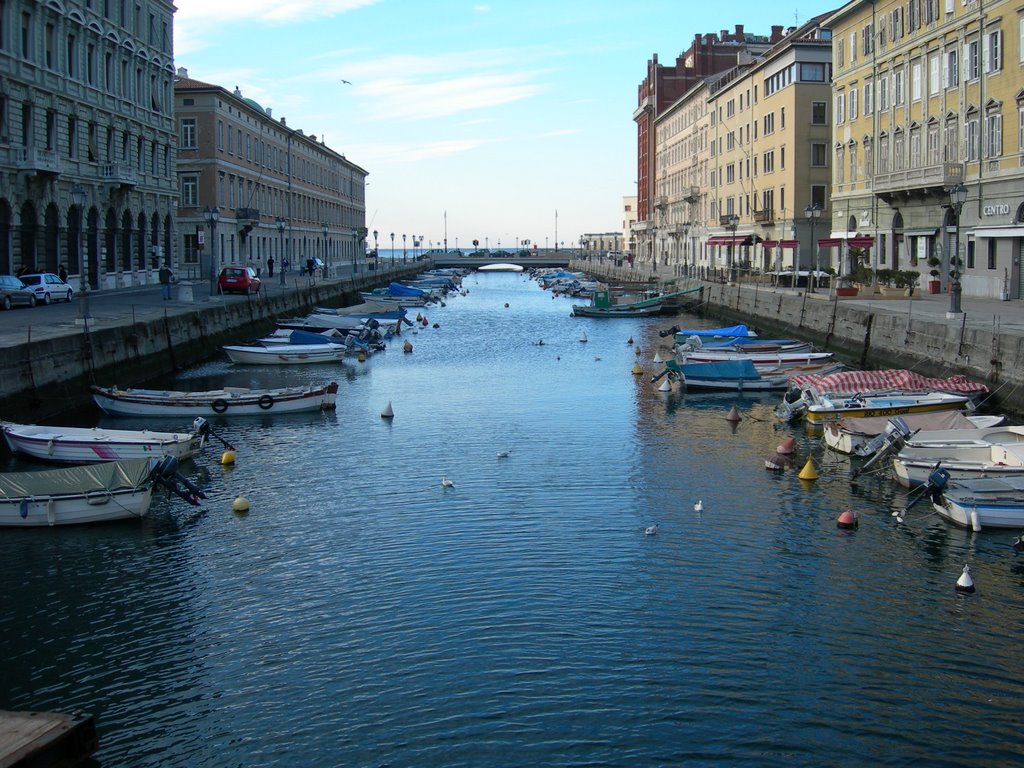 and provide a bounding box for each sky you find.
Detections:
[173,0,843,252]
